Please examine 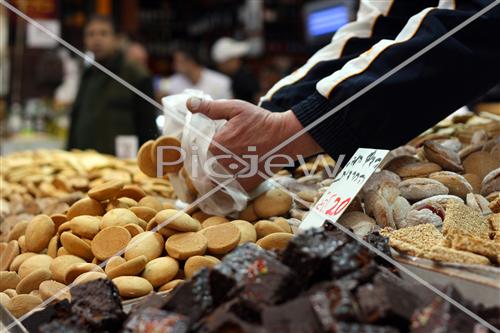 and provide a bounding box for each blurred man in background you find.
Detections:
[211,37,259,103]
[166,45,232,100]
[67,15,158,155]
